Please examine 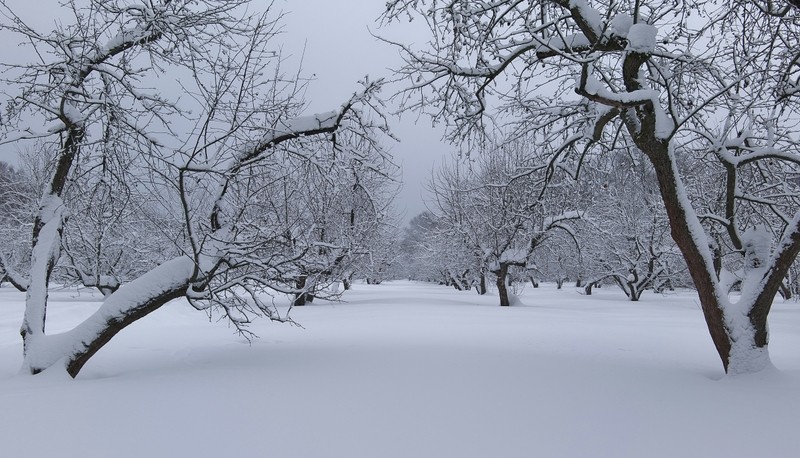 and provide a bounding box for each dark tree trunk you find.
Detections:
[627,271,643,301]
[293,275,308,306]
[610,275,640,301]
[628,284,641,301]
[475,272,487,295]
[529,276,539,288]
[643,142,733,370]
[495,264,511,307]
[458,269,470,291]
[584,281,595,295]
[22,257,196,378]
[64,284,186,377]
